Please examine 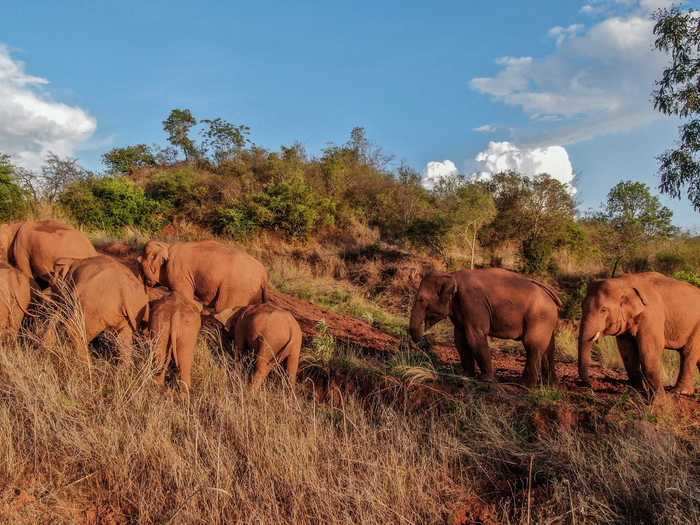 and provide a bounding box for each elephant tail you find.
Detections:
[170,310,180,370]
[529,279,563,309]
[260,282,268,303]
